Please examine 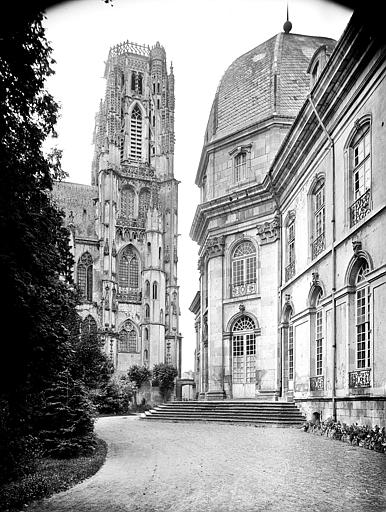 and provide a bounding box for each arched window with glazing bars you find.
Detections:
[231,241,256,297]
